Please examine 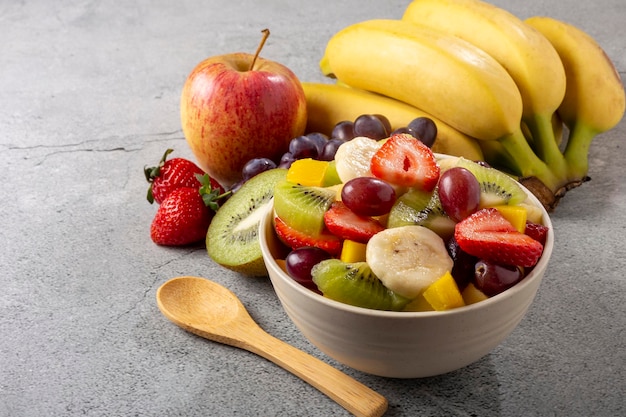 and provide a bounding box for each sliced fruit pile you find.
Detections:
[271,132,550,312]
